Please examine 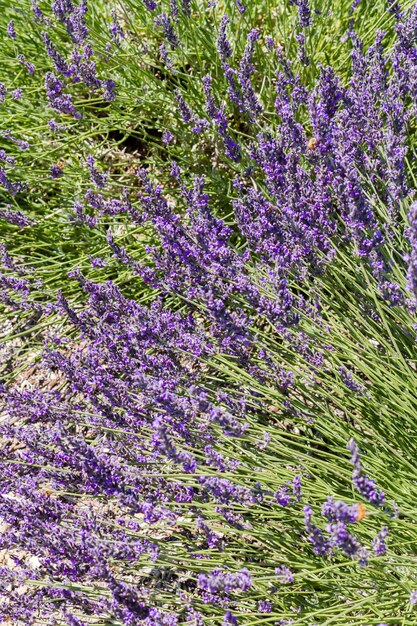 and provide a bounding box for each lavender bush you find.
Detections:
[2,0,417,625]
